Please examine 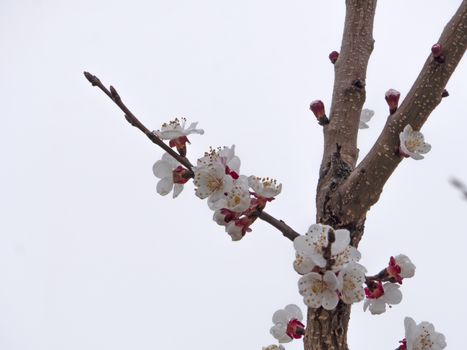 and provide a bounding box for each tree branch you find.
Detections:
[84,72,301,242]
[336,1,467,225]
[316,0,377,223]
[258,211,300,241]
[83,71,195,171]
